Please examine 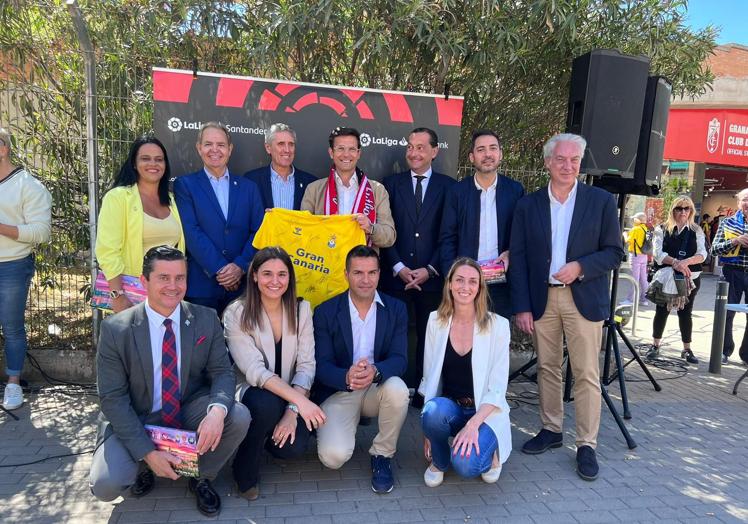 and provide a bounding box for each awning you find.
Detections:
[664,109,748,168]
